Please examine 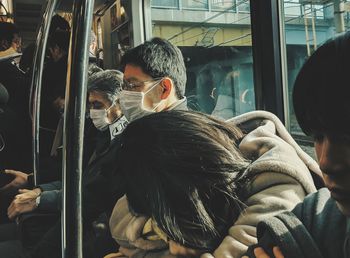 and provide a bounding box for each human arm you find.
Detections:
[201,172,310,258]
[7,180,63,219]
[7,188,41,219]
[0,170,29,193]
